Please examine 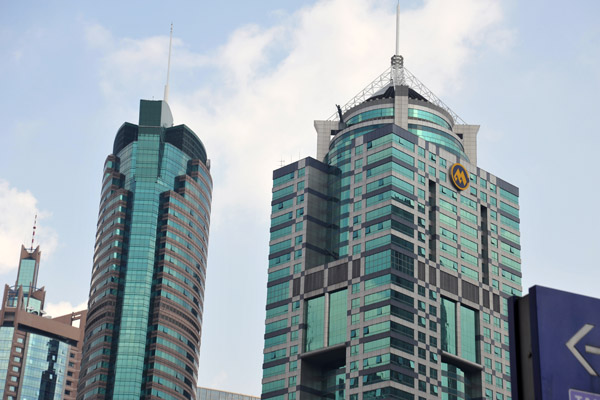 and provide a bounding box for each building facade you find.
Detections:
[78,100,212,400]
[0,245,87,399]
[261,56,521,399]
